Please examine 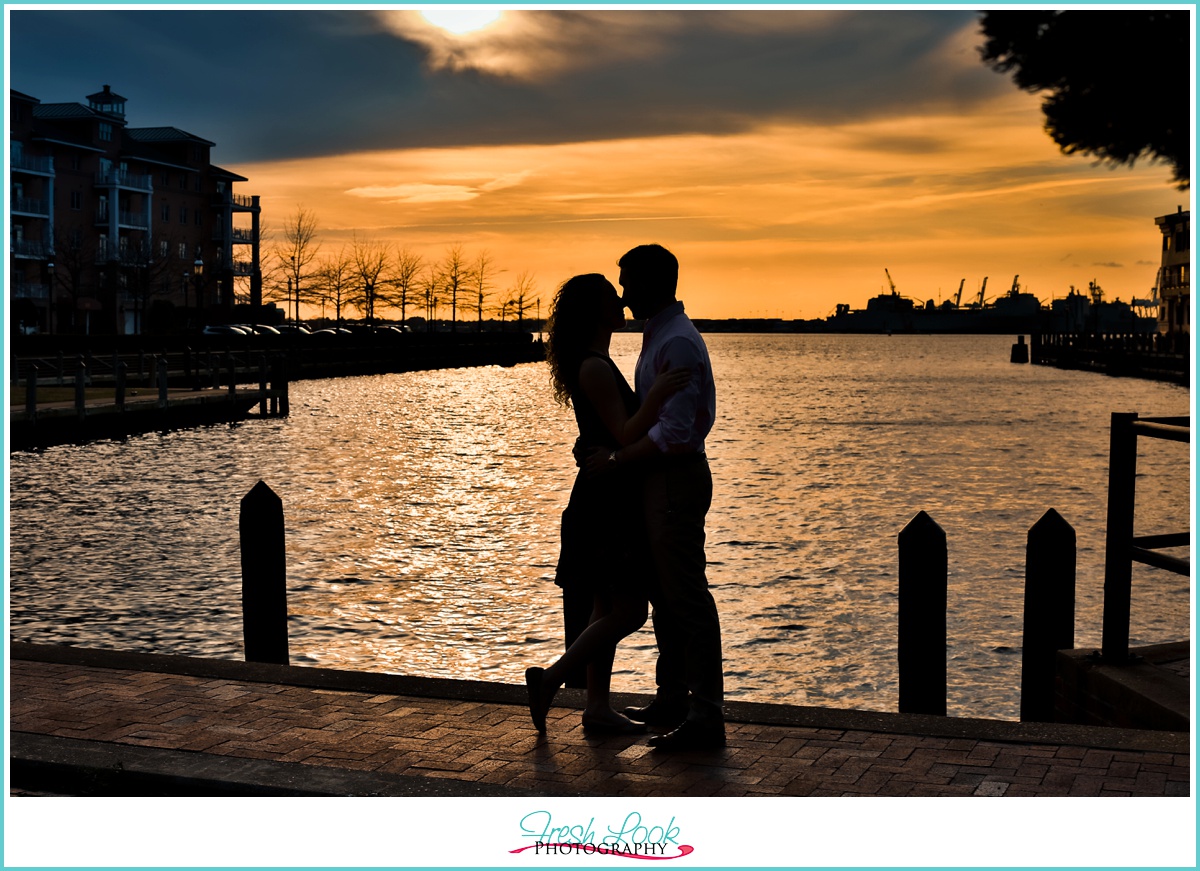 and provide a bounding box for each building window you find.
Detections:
[70,191,82,210]
[161,202,170,222]
[160,240,169,259]
[180,206,188,224]
[179,175,187,190]
[71,155,80,171]
[99,122,112,142]
[179,243,187,260]
[195,211,202,226]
